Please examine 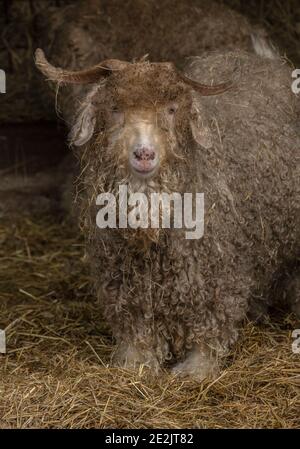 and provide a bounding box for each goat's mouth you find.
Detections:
[130,160,159,178]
